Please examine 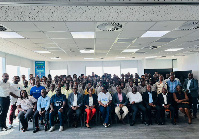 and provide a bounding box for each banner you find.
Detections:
[35,61,45,78]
